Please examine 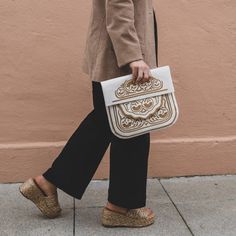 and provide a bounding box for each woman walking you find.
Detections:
[19,0,158,228]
